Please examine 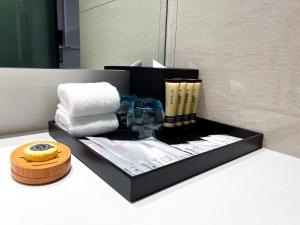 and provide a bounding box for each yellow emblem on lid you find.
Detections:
[24,142,58,162]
